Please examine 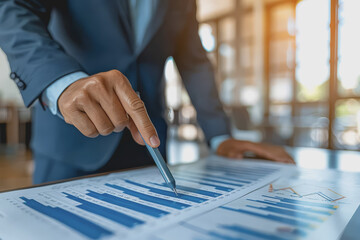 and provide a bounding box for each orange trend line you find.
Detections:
[268,184,346,202]
[327,188,346,202]
[269,184,300,196]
